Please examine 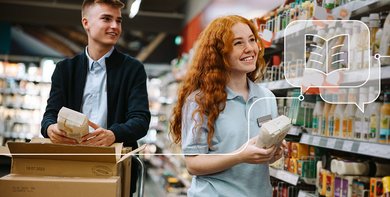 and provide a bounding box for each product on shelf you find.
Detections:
[330,158,369,176]
[379,12,390,65]
[380,92,390,144]
[312,95,324,135]
[368,88,381,142]
[383,176,390,197]
[369,177,383,197]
